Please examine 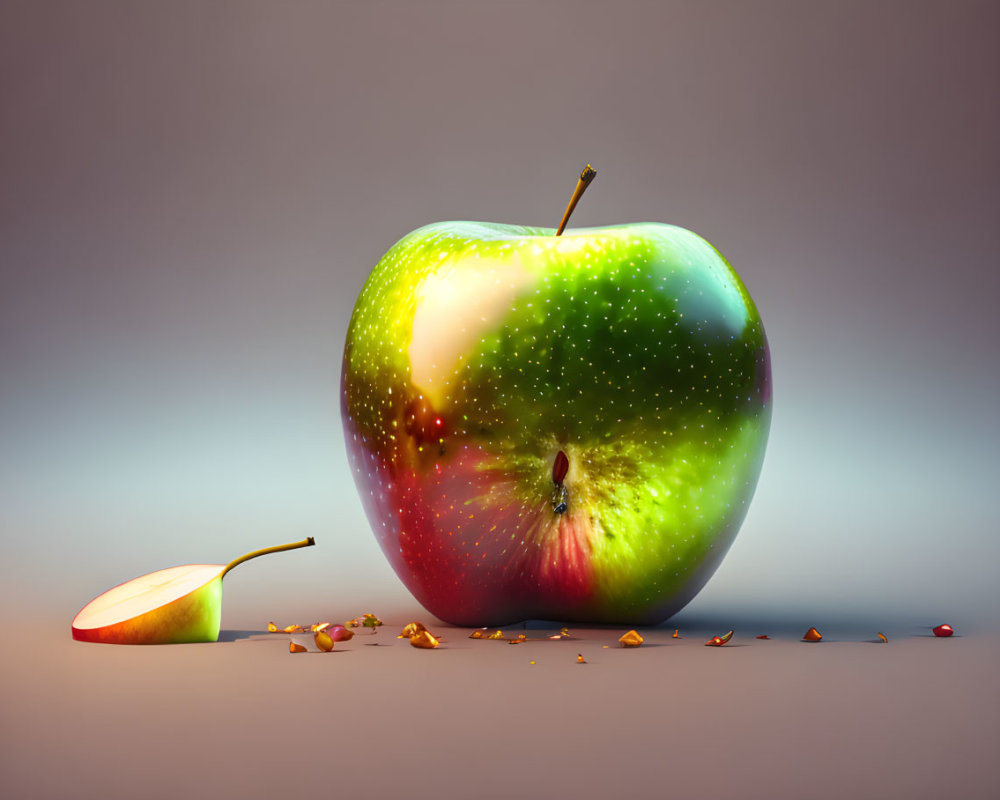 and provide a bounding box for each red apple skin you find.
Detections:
[932,624,954,638]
